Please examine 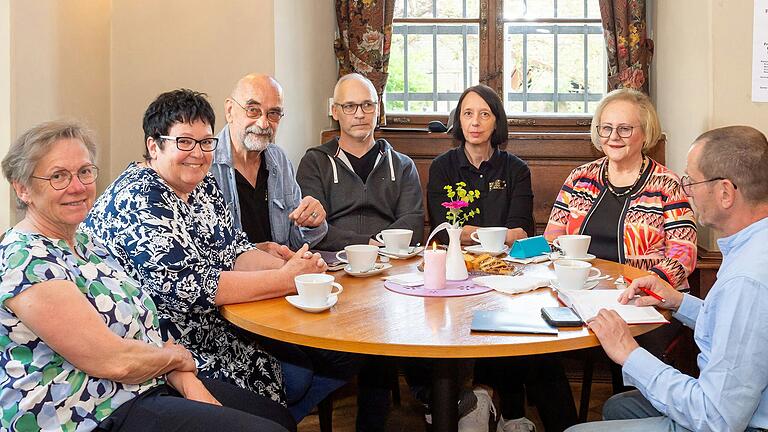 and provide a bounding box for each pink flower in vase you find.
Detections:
[441,200,469,210]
